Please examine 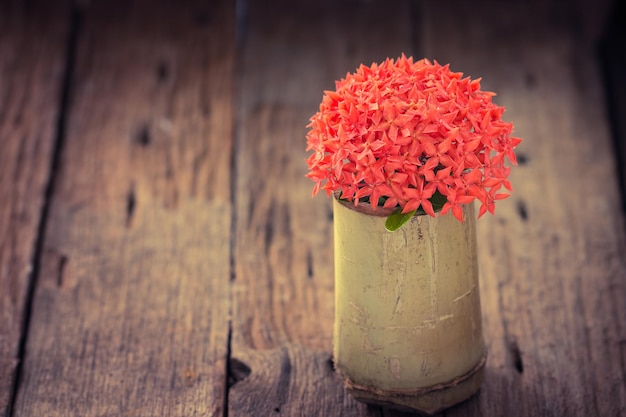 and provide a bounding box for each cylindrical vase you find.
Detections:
[333,198,486,415]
